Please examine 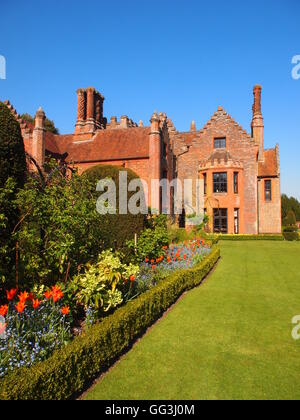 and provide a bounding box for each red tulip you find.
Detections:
[15,301,26,313]
[0,304,8,317]
[6,288,17,301]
